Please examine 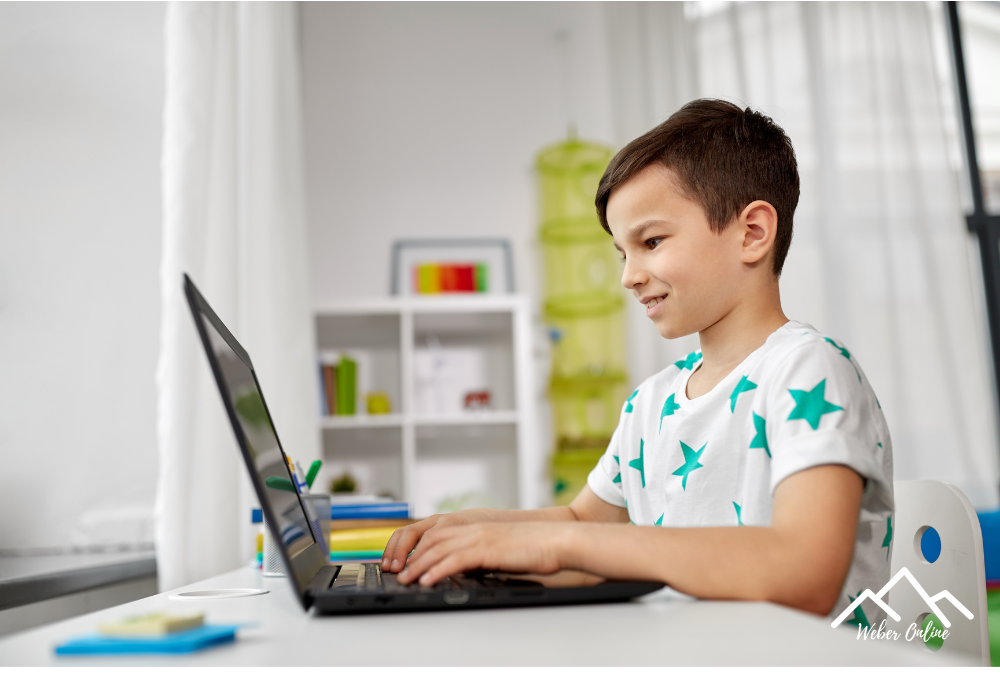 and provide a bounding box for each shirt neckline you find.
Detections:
[674,321,799,409]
